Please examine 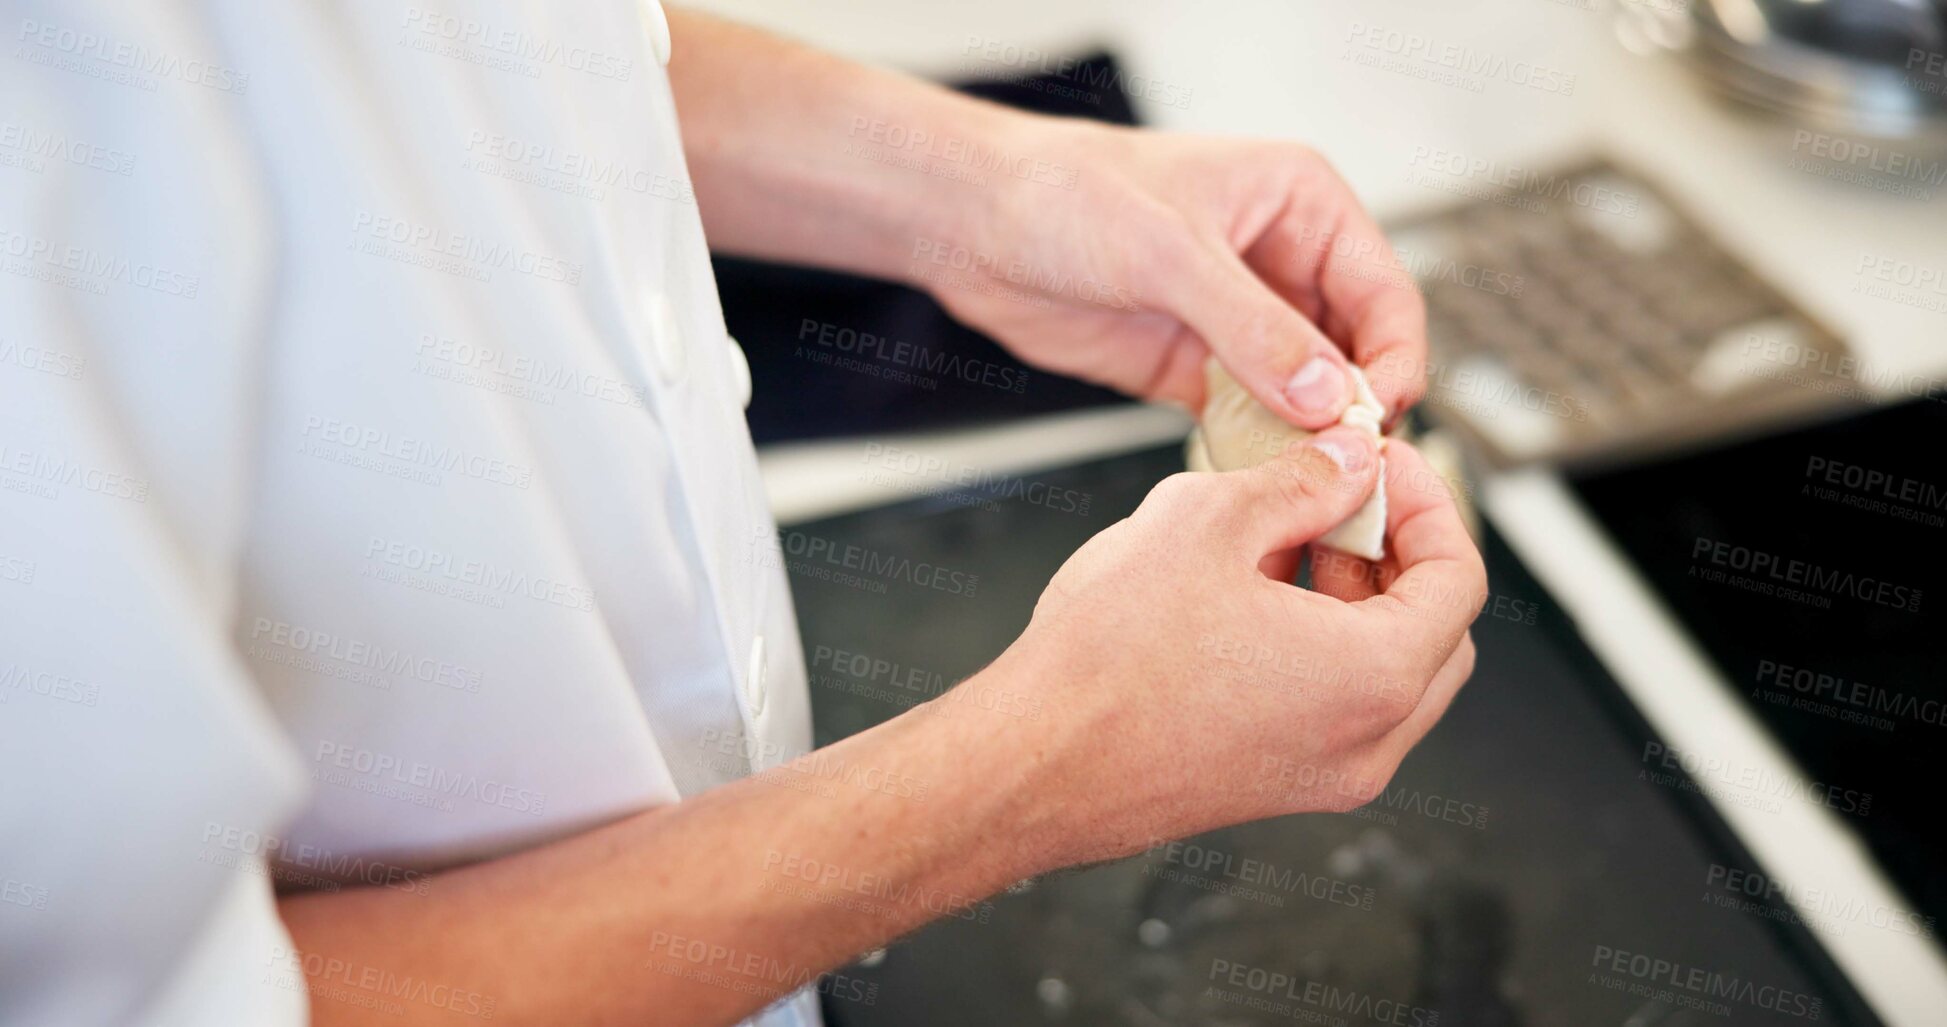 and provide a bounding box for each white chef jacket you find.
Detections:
[0,2,817,1025]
